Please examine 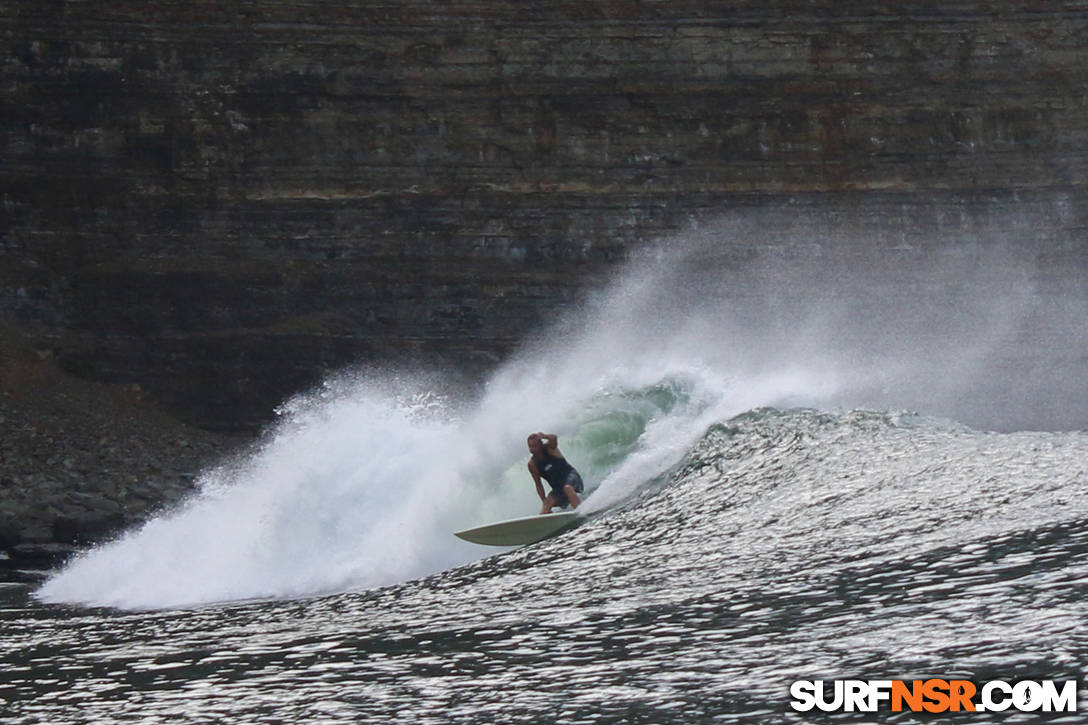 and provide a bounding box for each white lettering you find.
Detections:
[1041,680,1077,712]
[791,678,1077,714]
[982,681,1012,712]
[815,680,844,712]
[789,681,817,712]
[868,680,893,711]
[1013,680,1044,711]
[844,680,868,712]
